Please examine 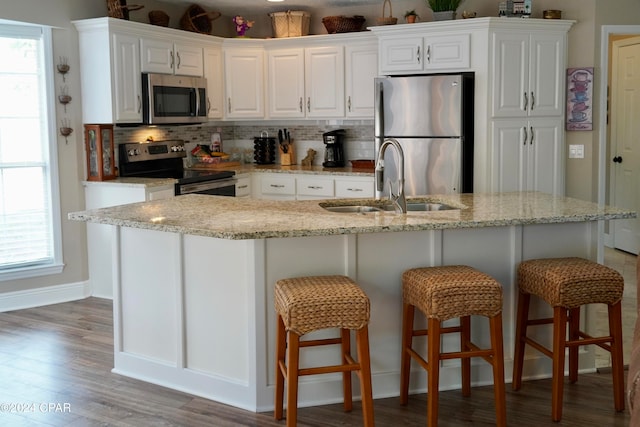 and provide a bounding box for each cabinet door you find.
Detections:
[335,177,374,198]
[224,48,265,119]
[305,46,344,118]
[491,32,529,118]
[258,174,296,200]
[527,117,564,195]
[112,32,142,123]
[267,48,305,118]
[345,43,377,118]
[423,33,470,71]
[379,35,423,74]
[528,34,565,117]
[491,119,528,193]
[174,43,203,76]
[140,38,174,74]
[203,46,224,119]
[296,176,334,200]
